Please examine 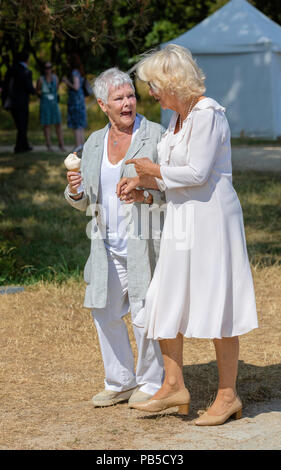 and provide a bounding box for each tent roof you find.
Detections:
[163,0,281,54]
